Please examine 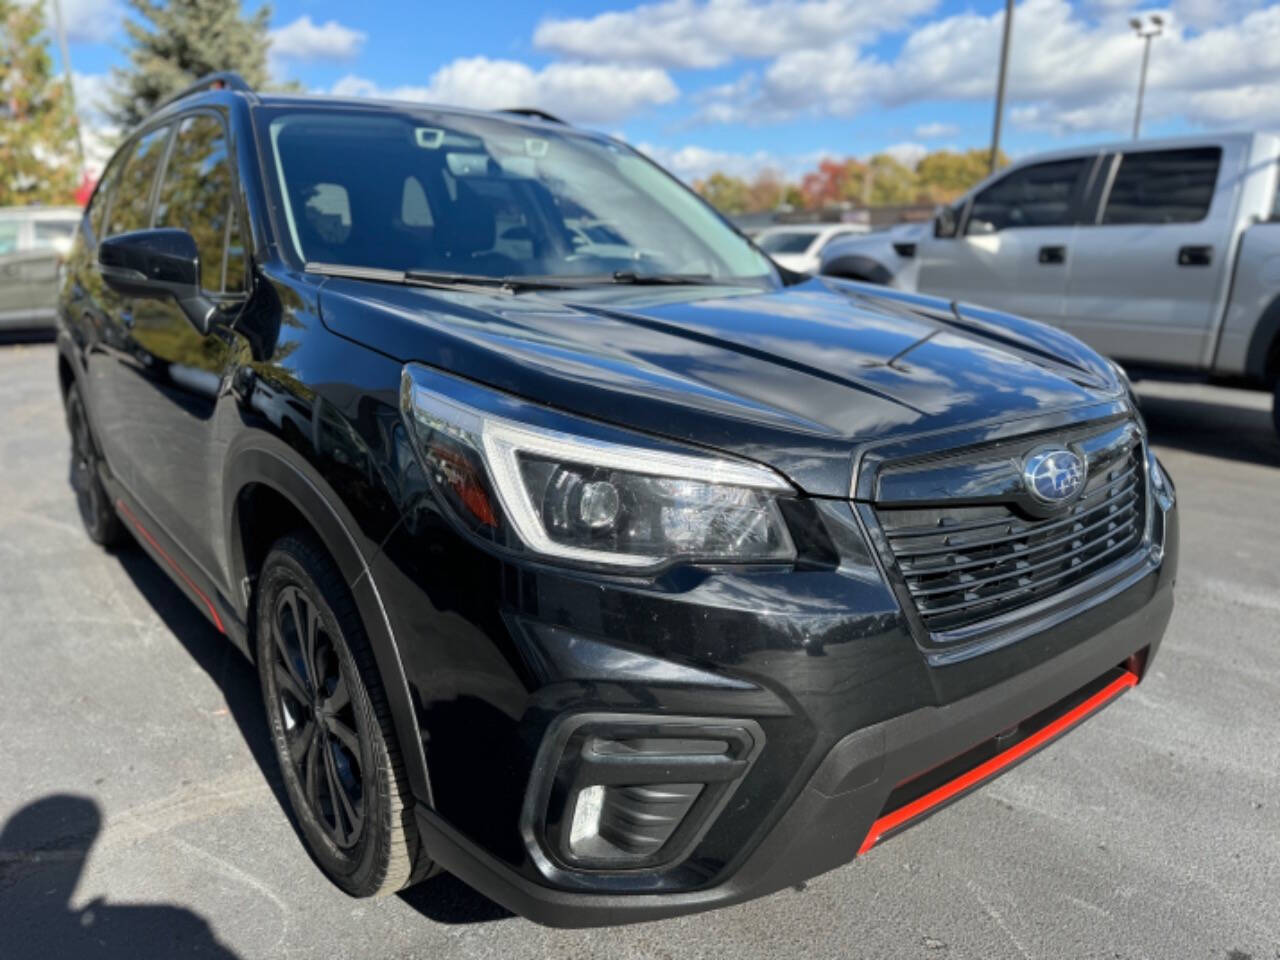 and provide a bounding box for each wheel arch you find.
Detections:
[224,439,433,807]
[1244,293,1280,385]
[820,254,894,285]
